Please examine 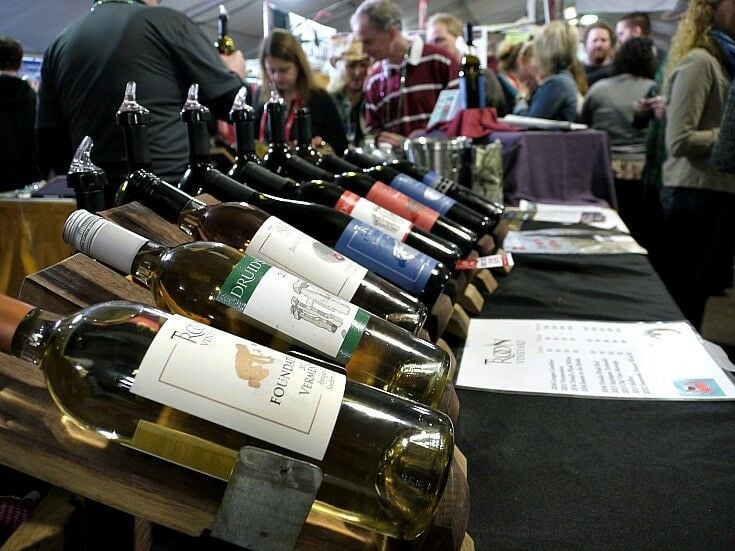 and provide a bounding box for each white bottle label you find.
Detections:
[247,217,367,300]
[216,255,369,364]
[335,190,413,242]
[132,314,345,461]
